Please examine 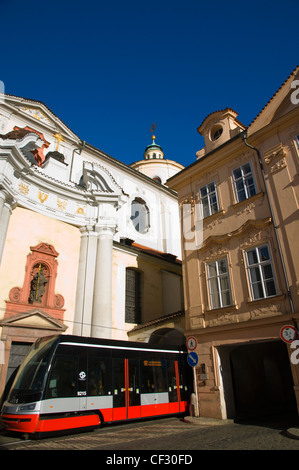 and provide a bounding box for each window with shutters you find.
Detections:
[125,268,142,323]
